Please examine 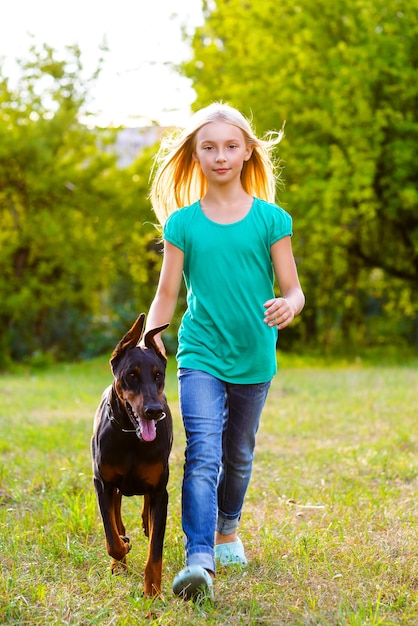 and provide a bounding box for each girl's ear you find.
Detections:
[244,147,253,161]
[192,151,199,163]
